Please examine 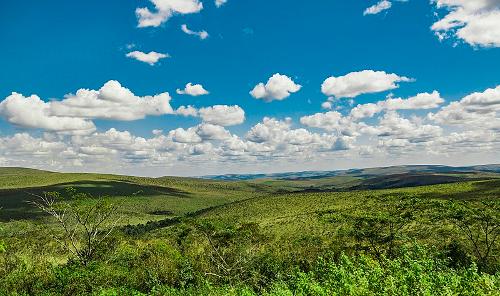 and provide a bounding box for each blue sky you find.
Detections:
[0,0,499,176]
